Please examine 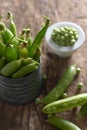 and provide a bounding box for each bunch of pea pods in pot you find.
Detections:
[0,12,50,78]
